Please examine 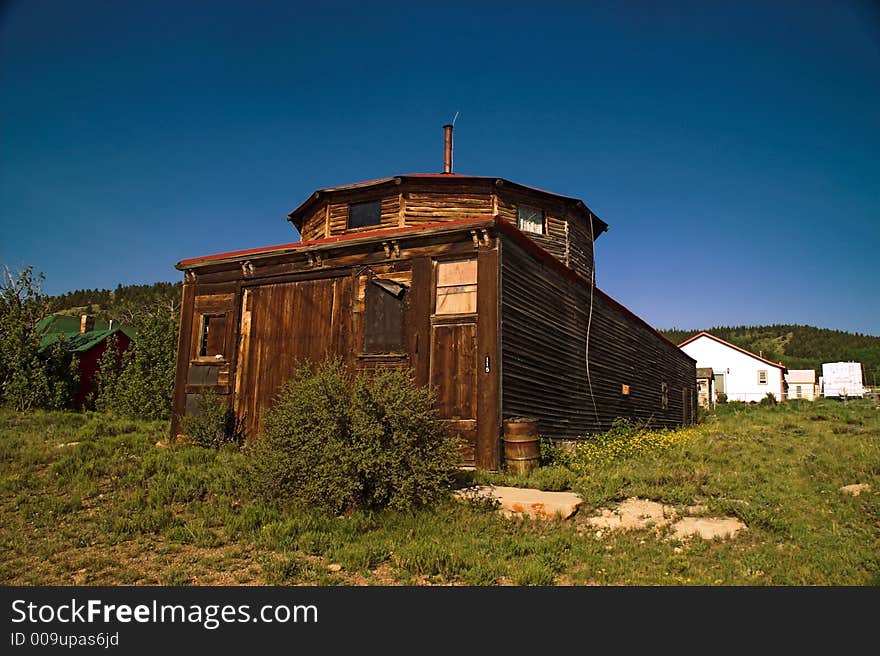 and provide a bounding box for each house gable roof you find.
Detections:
[37,315,136,354]
[677,331,787,371]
